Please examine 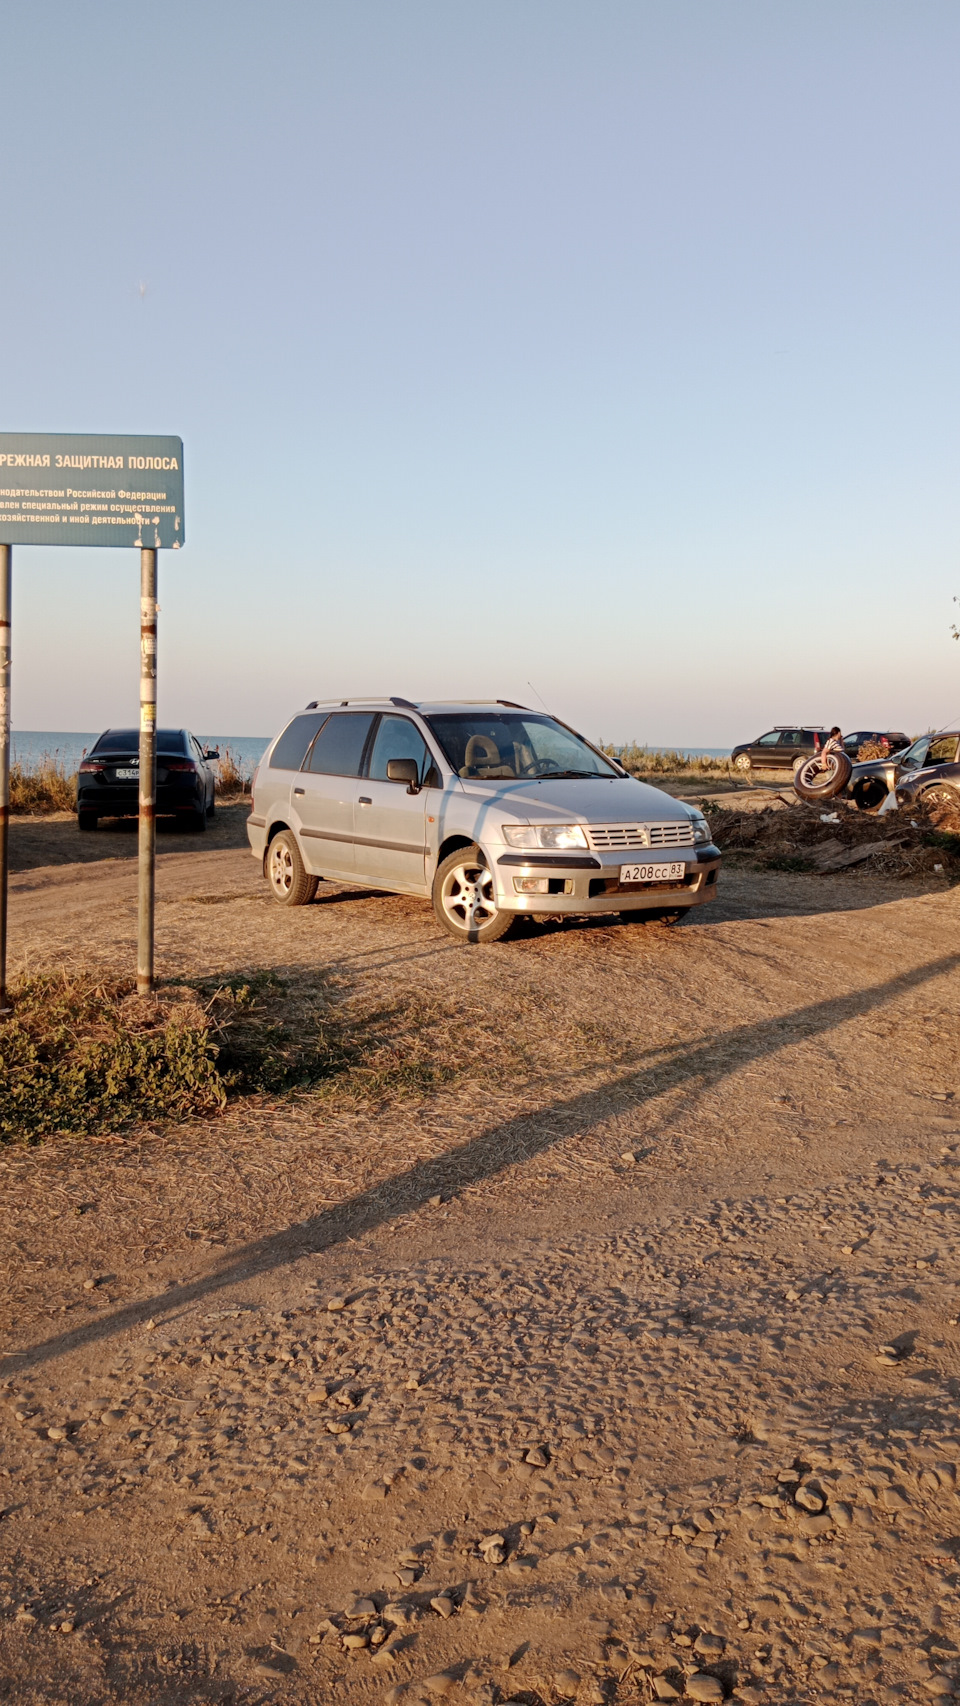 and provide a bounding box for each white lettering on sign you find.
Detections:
[126,456,179,470]
[0,454,52,467]
[53,454,125,469]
